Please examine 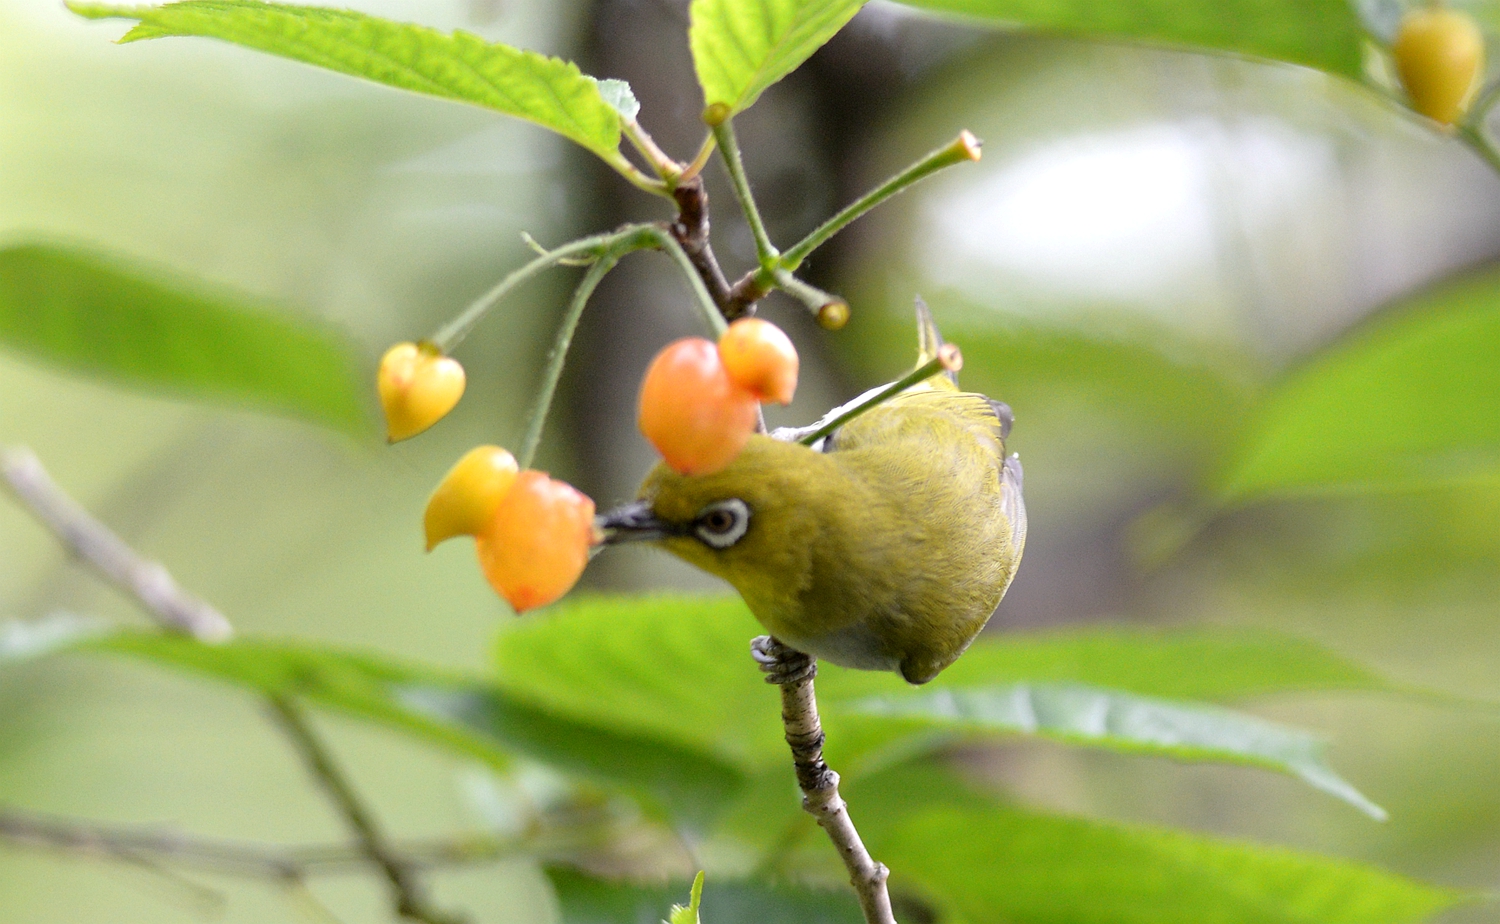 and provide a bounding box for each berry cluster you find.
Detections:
[375,317,798,613]
[638,317,799,475]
